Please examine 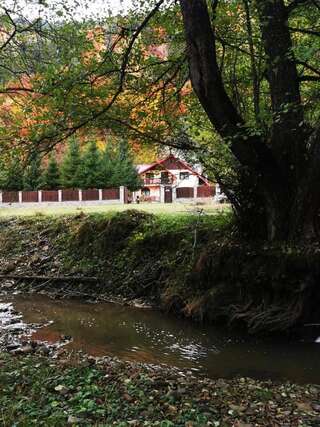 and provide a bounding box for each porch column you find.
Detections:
[194,185,198,200]
[160,185,165,203]
[172,186,177,202]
